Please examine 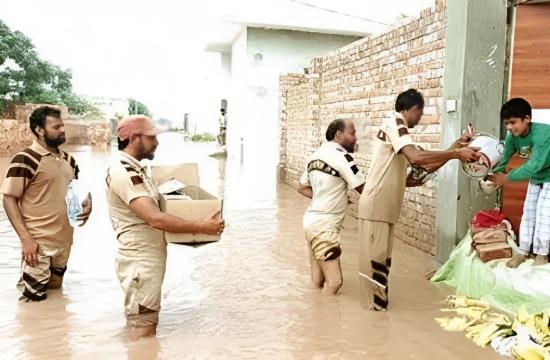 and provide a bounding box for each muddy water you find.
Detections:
[0,133,500,359]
